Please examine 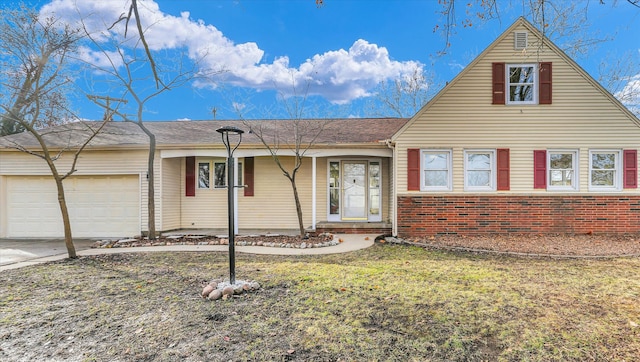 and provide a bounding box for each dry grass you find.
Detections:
[1,244,639,361]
